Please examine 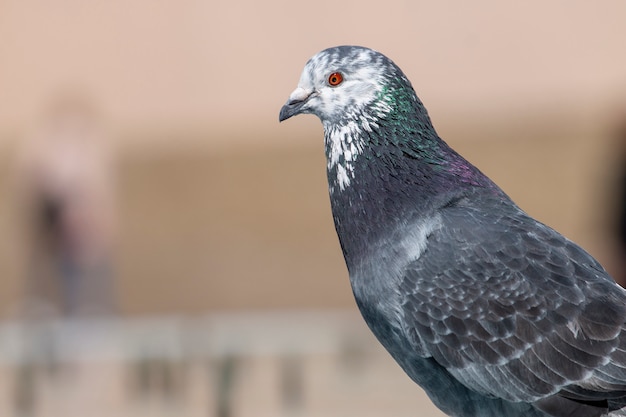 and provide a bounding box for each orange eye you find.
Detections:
[328,72,343,86]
